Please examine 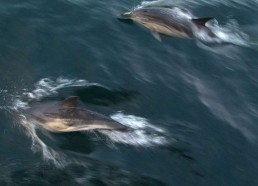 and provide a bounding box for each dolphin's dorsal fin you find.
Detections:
[61,96,79,108]
[192,17,215,26]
